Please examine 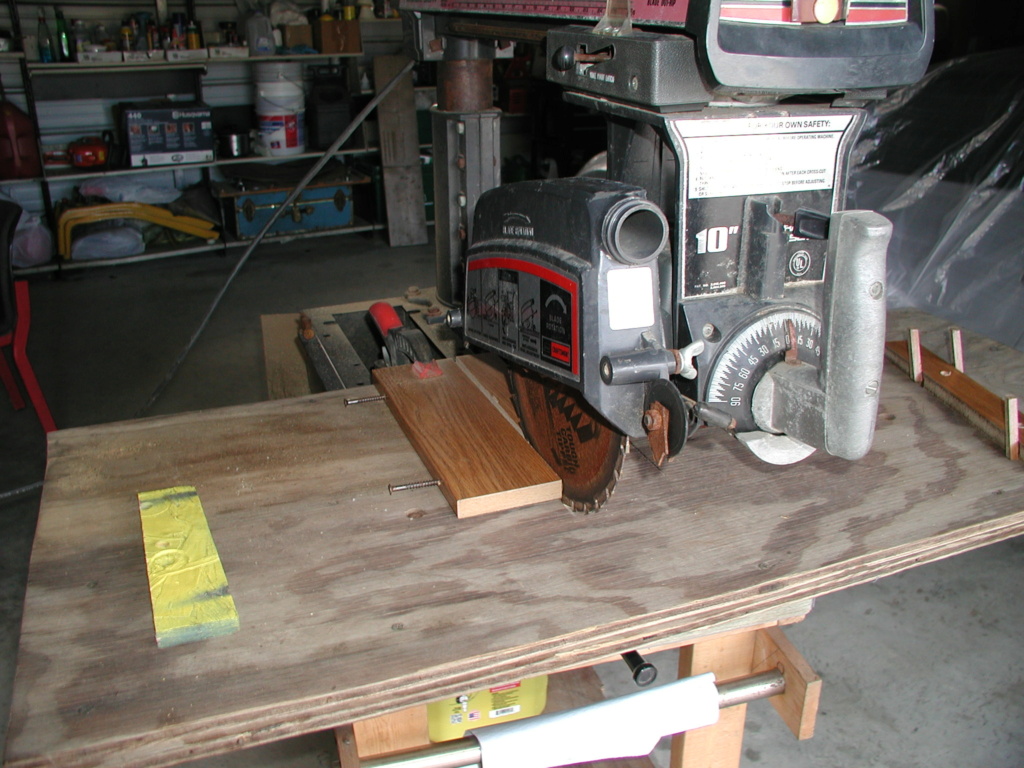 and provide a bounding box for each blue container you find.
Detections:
[218,178,367,240]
